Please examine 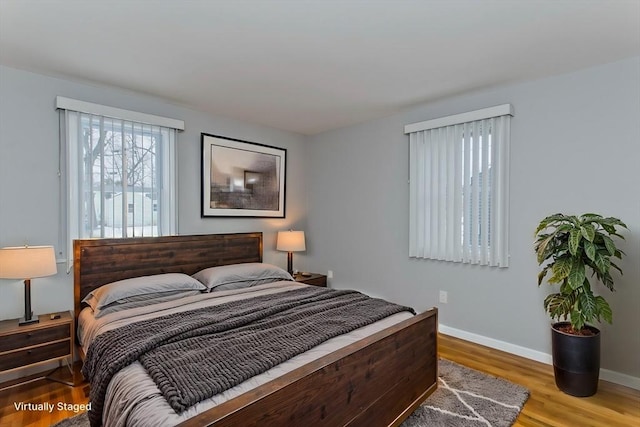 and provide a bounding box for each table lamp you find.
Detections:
[276,231,306,275]
[0,245,57,325]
